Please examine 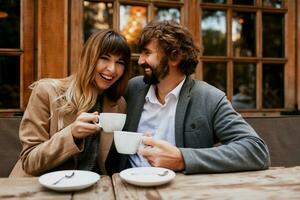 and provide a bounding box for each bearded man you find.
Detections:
[113,20,270,174]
